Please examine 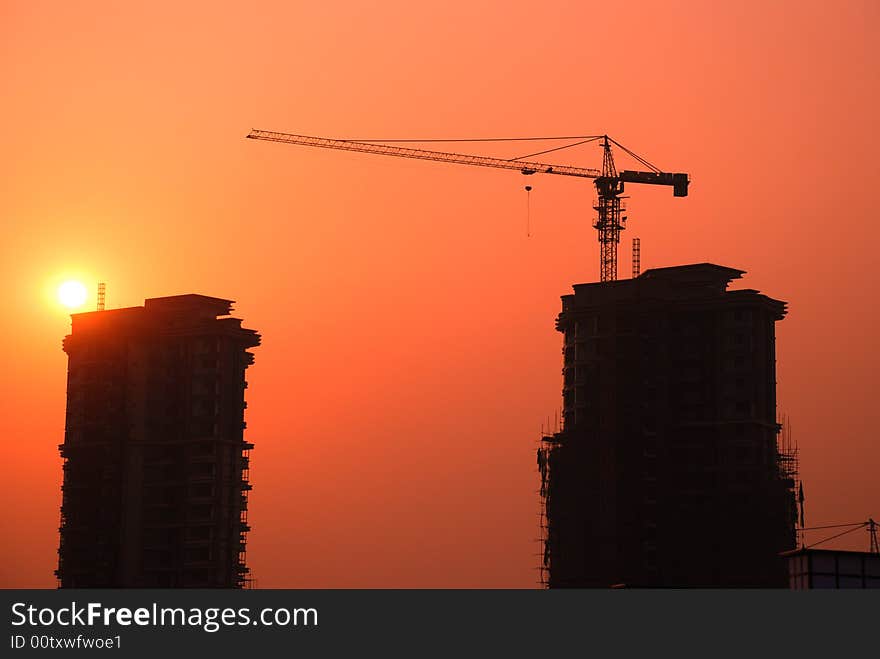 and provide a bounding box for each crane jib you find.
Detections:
[246,130,603,179]
[247,130,687,196]
[247,127,690,283]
